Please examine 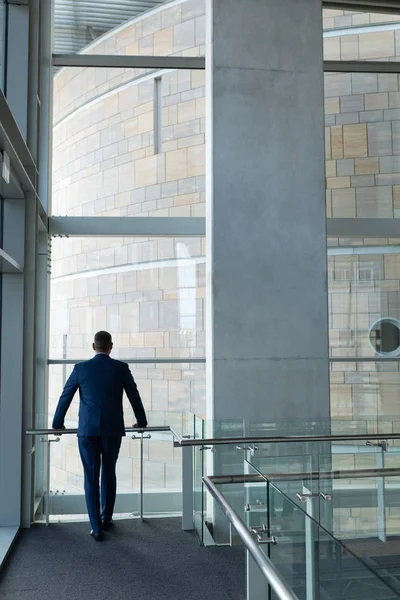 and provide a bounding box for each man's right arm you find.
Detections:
[52,367,79,429]
[123,365,147,427]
